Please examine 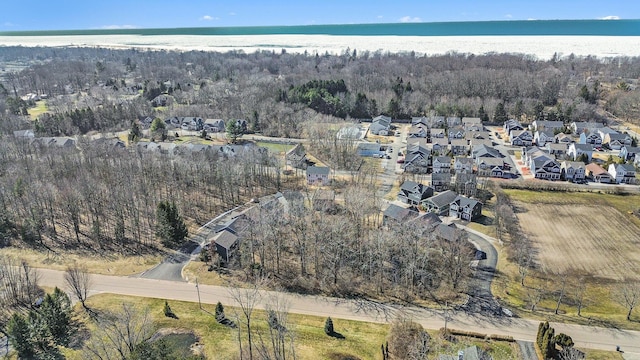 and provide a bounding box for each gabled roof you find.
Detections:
[477,157,504,167]
[383,204,418,222]
[472,144,504,158]
[357,142,383,152]
[613,163,636,172]
[570,143,593,152]
[426,190,458,208]
[452,195,481,209]
[621,146,640,154]
[212,229,238,250]
[455,157,474,165]
[450,139,468,147]
[561,161,585,170]
[409,212,442,229]
[434,156,452,164]
[307,166,330,176]
[585,163,609,175]
[434,223,460,242]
